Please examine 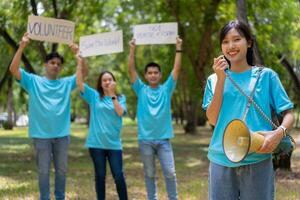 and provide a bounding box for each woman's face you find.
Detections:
[101,73,114,90]
[221,28,251,65]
